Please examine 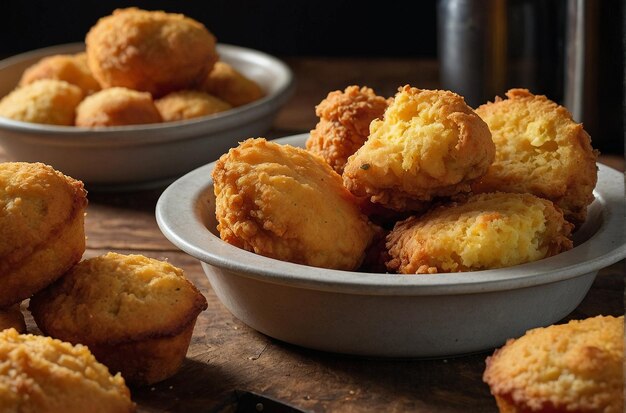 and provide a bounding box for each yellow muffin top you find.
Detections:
[0,162,87,276]
[29,252,207,345]
[0,79,83,125]
[484,315,624,413]
[474,88,597,226]
[386,192,573,273]
[0,328,134,413]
